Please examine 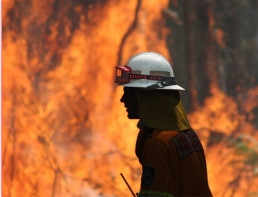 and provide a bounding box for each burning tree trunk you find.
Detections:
[166,0,258,196]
